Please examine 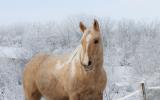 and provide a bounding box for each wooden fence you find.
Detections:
[115,82,160,100]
